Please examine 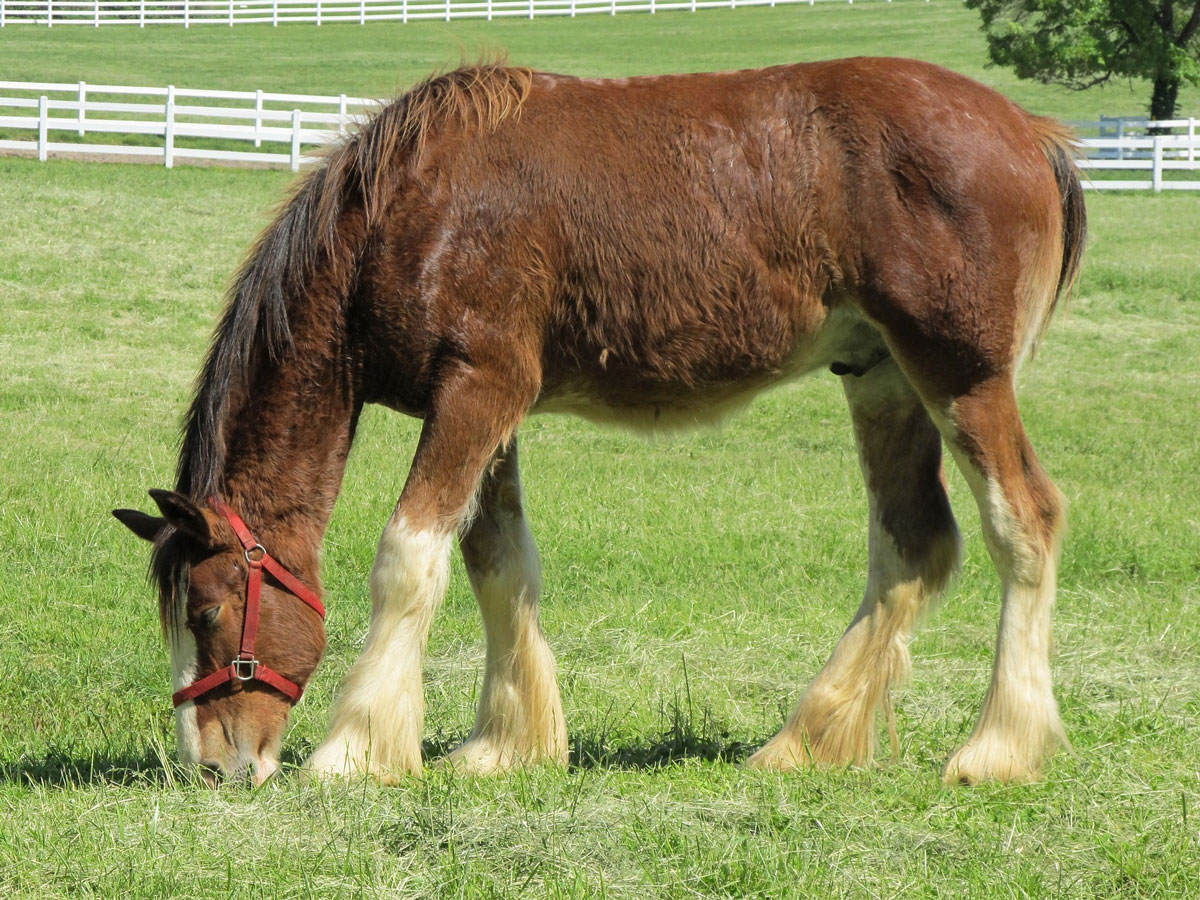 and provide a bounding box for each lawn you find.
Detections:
[1,4,1199,898]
